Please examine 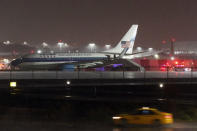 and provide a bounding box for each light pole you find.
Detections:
[37,49,42,54]
[3,40,10,45]
[148,48,153,52]
[105,44,111,50]
[64,43,69,52]
[42,42,48,53]
[23,41,28,45]
[58,40,64,52]
[136,47,142,52]
[88,43,95,52]
[42,42,48,48]
[170,38,176,56]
